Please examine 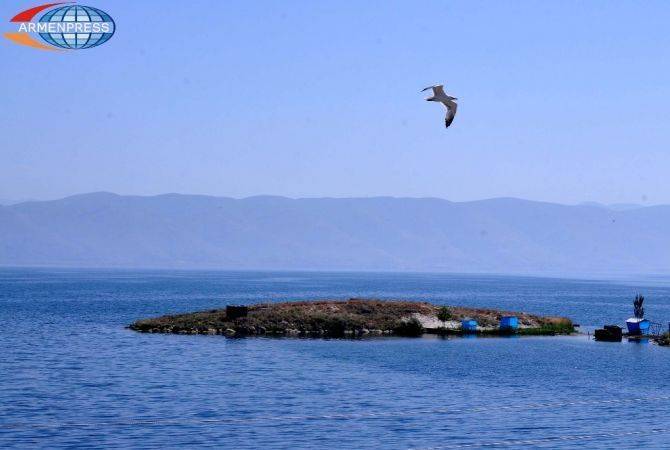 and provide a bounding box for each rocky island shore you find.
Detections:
[129,299,574,338]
